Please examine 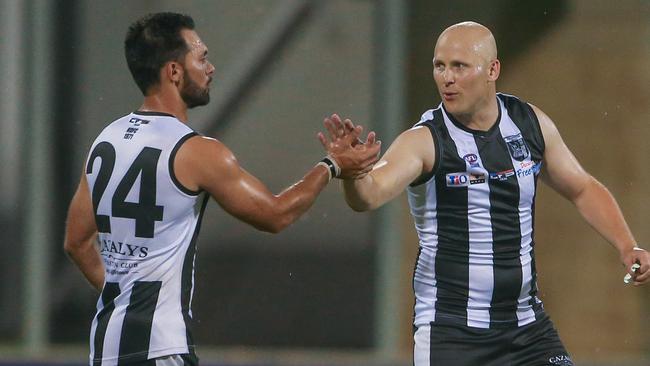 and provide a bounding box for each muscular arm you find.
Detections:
[175,130,379,233]
[64,173,105,292]
[535,104,649,284]
[343,126,435,211]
